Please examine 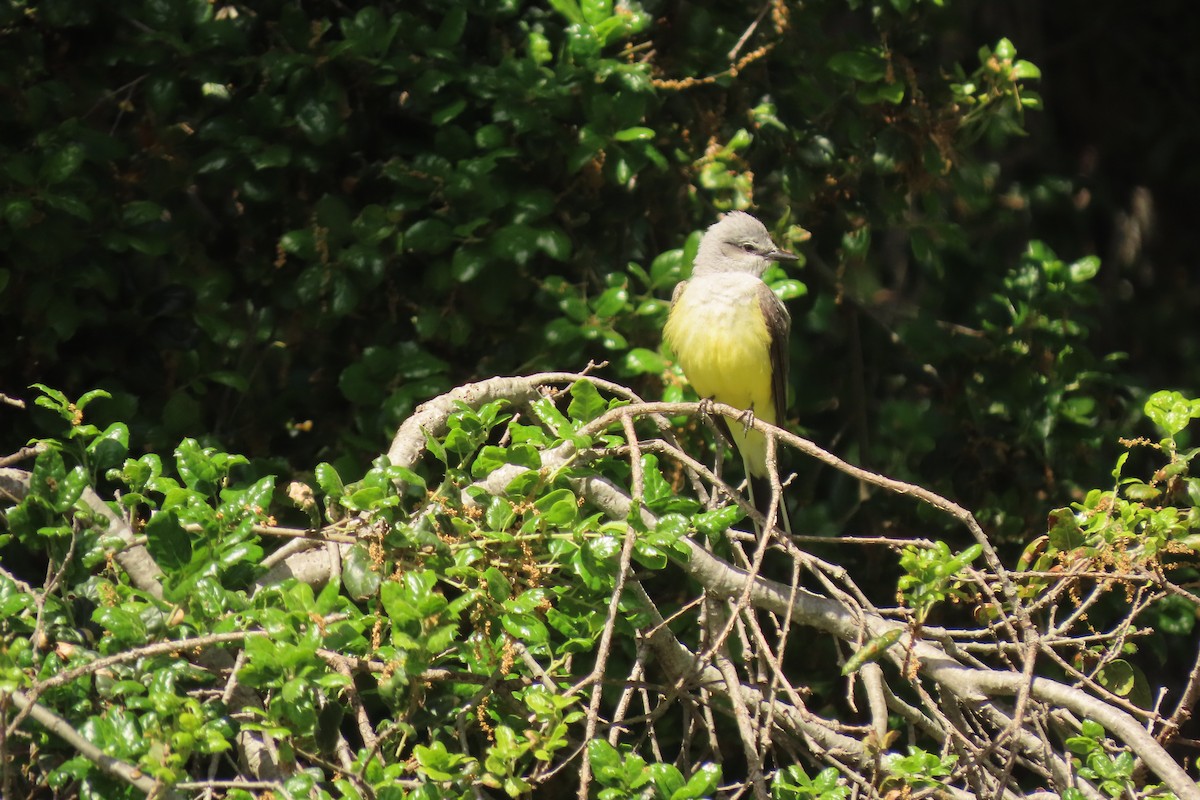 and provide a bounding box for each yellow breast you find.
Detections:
[663,275,776,425]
